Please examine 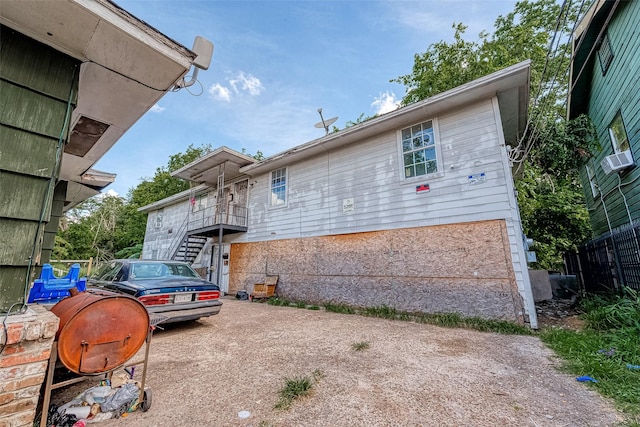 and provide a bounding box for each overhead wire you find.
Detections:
[511,0,596,171]
[508,0,571,164]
